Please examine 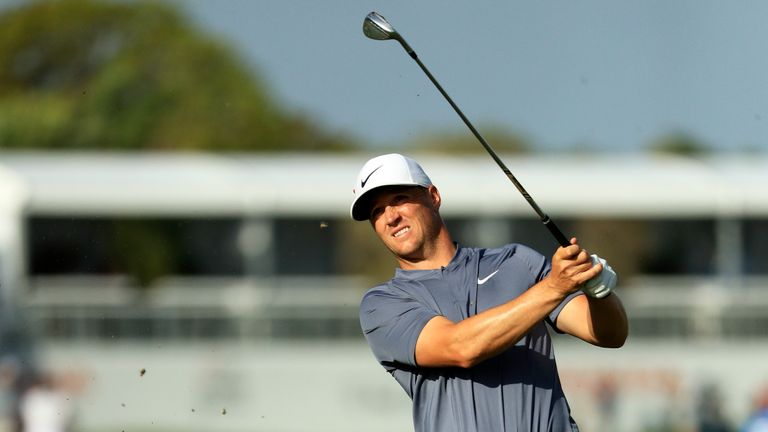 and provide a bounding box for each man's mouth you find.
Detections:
[393,226,411,238]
